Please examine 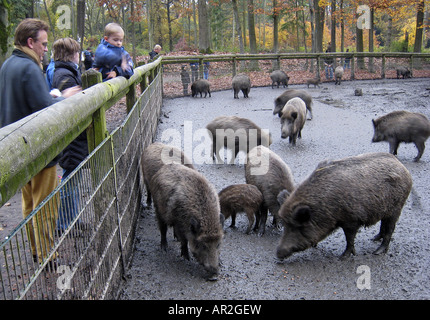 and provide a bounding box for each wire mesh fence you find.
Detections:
[0,72,162,300]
